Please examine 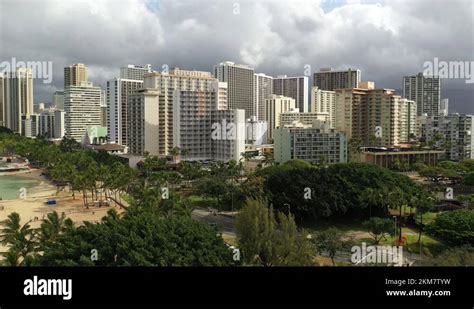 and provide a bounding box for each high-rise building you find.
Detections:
[120,64,152,81]
[53,91,65,110]
[273,75,309,113]
[173,90,216,160]
[128,84,241,162]
[3,68,34,135]
[254,73,273,121]
[311,86,336,126]
[314,67,361,91]
[128,88,162,156]
[211,109,246,162]
[64,63,88,88]
[106,78,143,146]
[38,111,54,138]
[440,98,449,116]
[211,81,228,110]
[403,72,441,117]
[418,114,474,161]
[334,85,416,147]
[334,88,367,143]
[143,68,221,155]
[214,61,255,119]
[264,95,296,140]
[0,75,4,127]
[274,120,347,165]
[64,81,102,141]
